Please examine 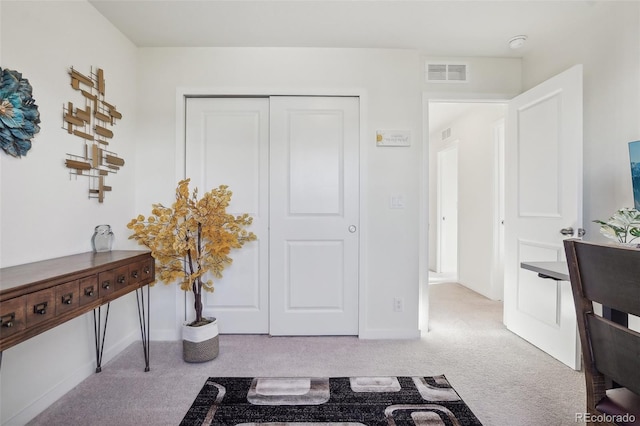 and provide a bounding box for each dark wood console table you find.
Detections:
[0,250,155,372]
